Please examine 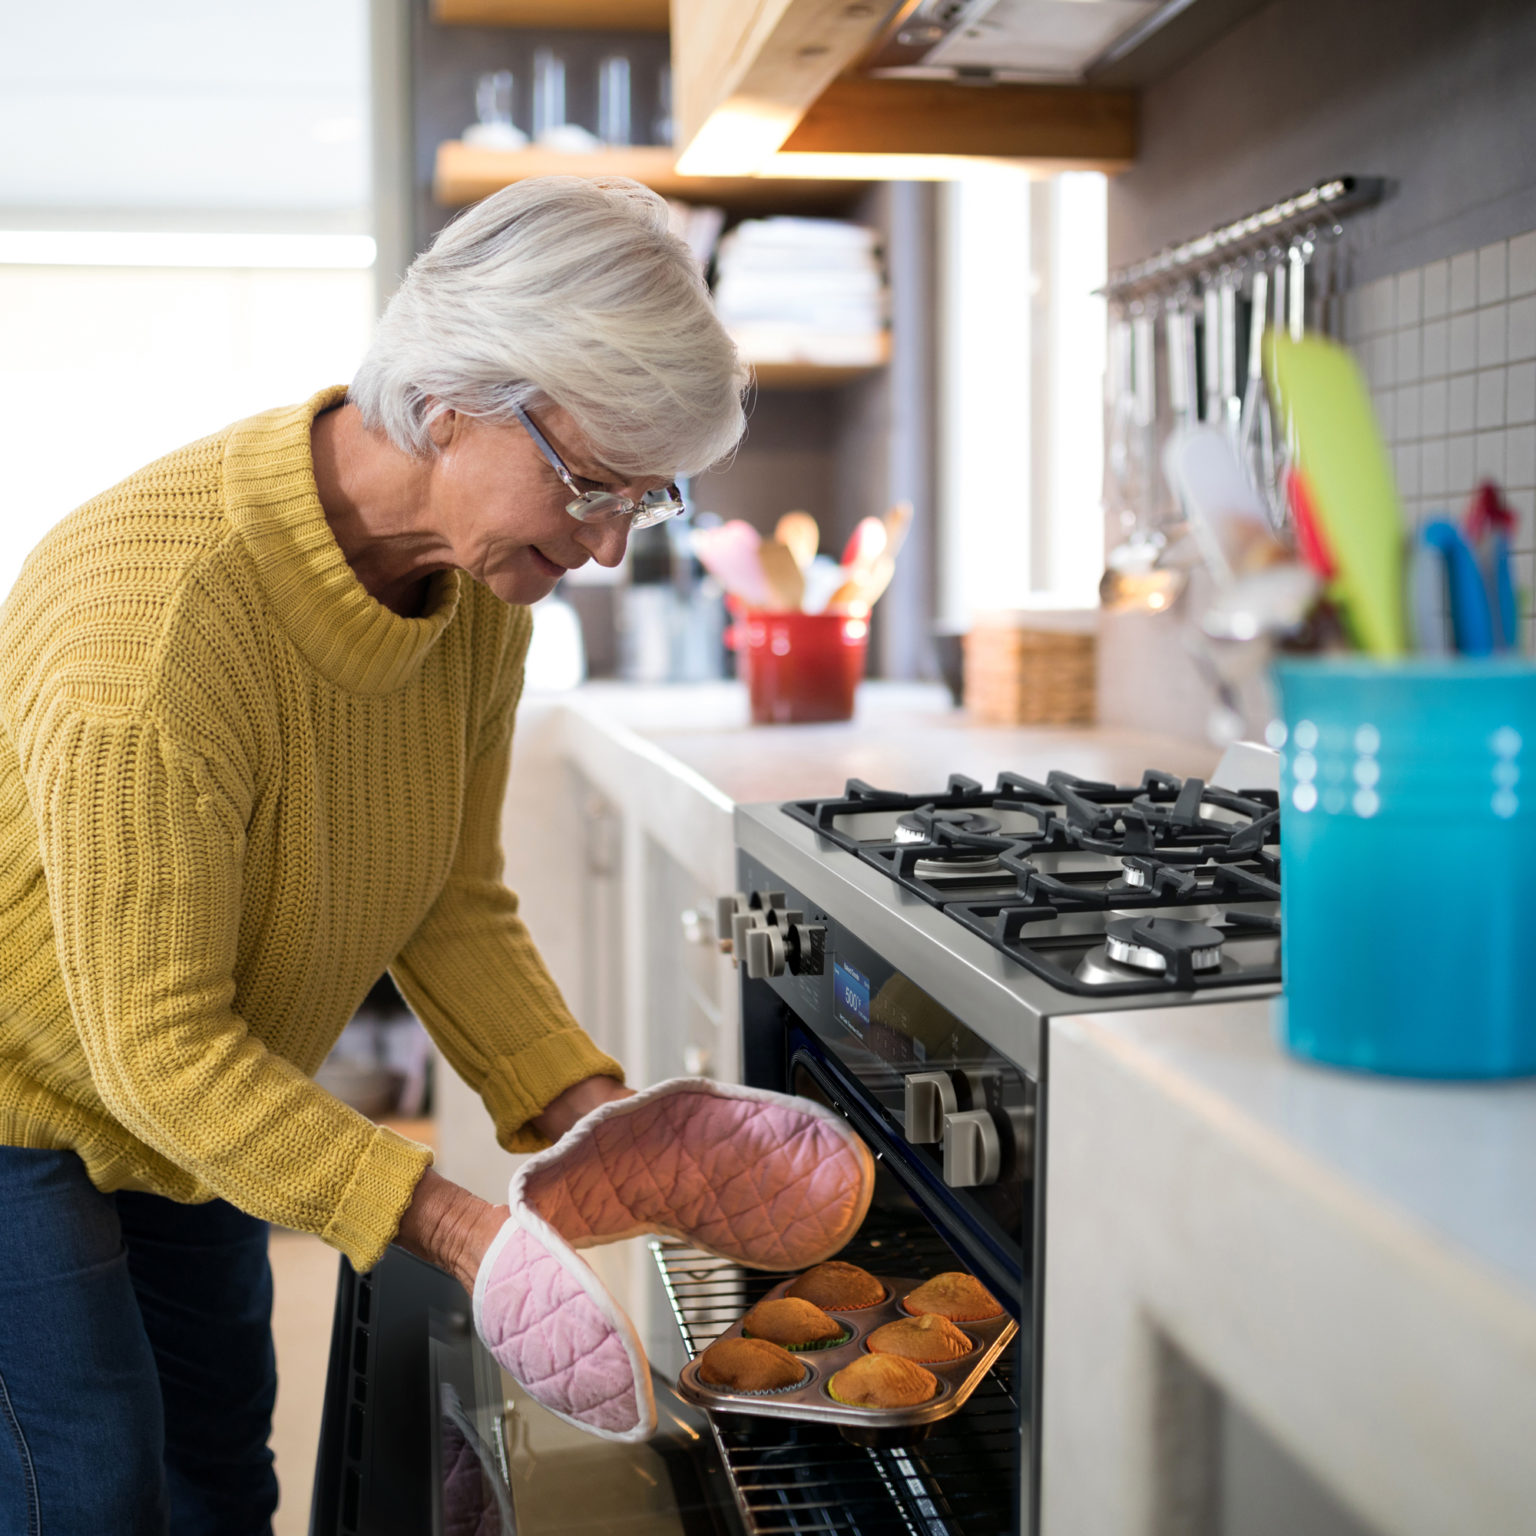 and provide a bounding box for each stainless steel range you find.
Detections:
[689,751,1282,1536]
